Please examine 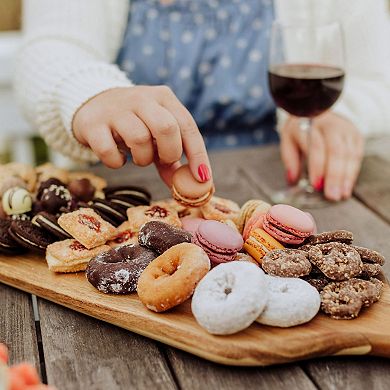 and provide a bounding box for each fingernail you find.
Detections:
[328,186,341,201]
[198,164,211,182]
[286,170,295,185]
[314,177,324,192]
